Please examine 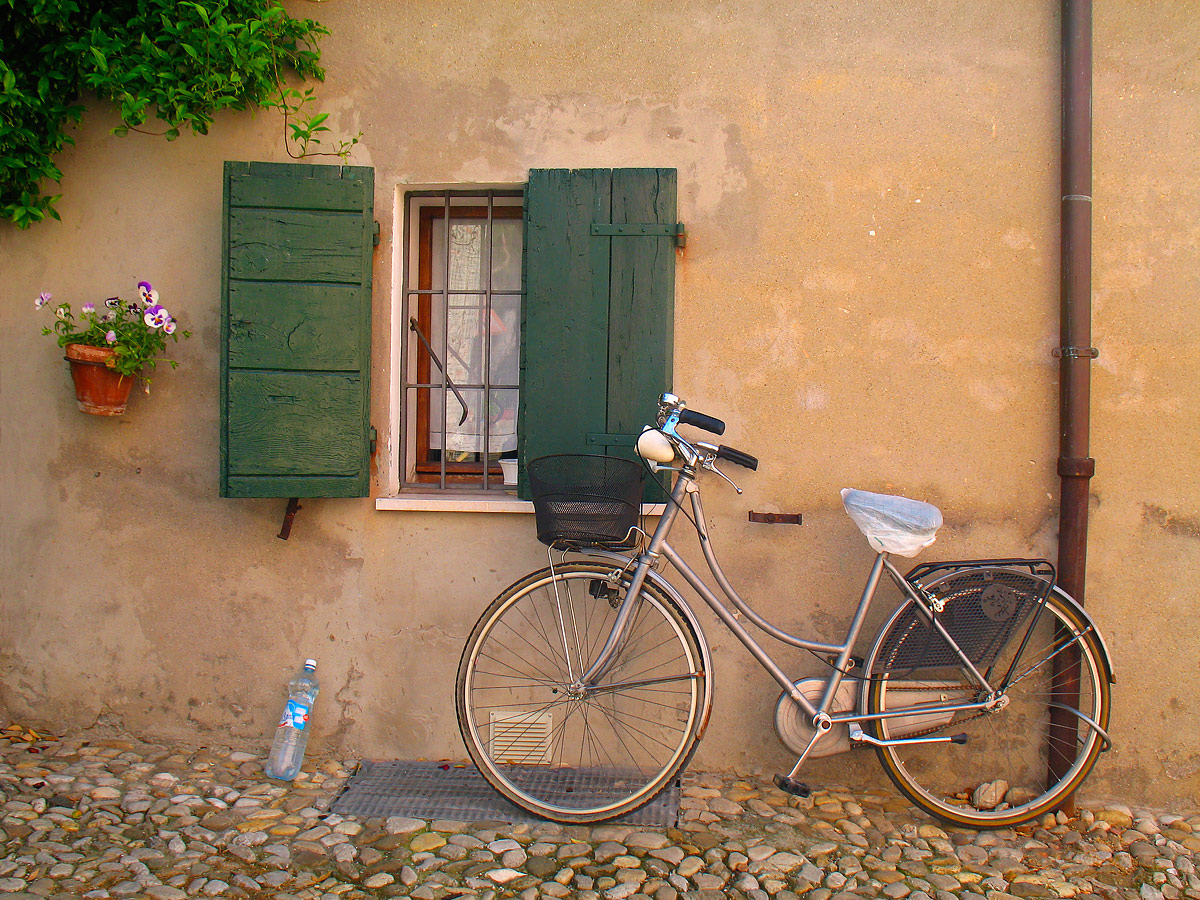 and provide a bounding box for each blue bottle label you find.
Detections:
[279,700,310,730]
